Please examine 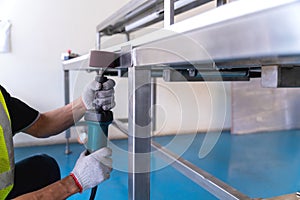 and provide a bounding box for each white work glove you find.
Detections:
[70,147,113,192]
[82,78,115,110]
